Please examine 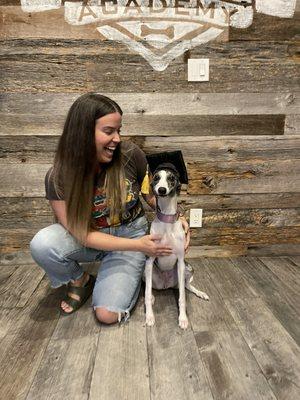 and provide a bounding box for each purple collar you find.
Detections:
[156,210,179,224]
